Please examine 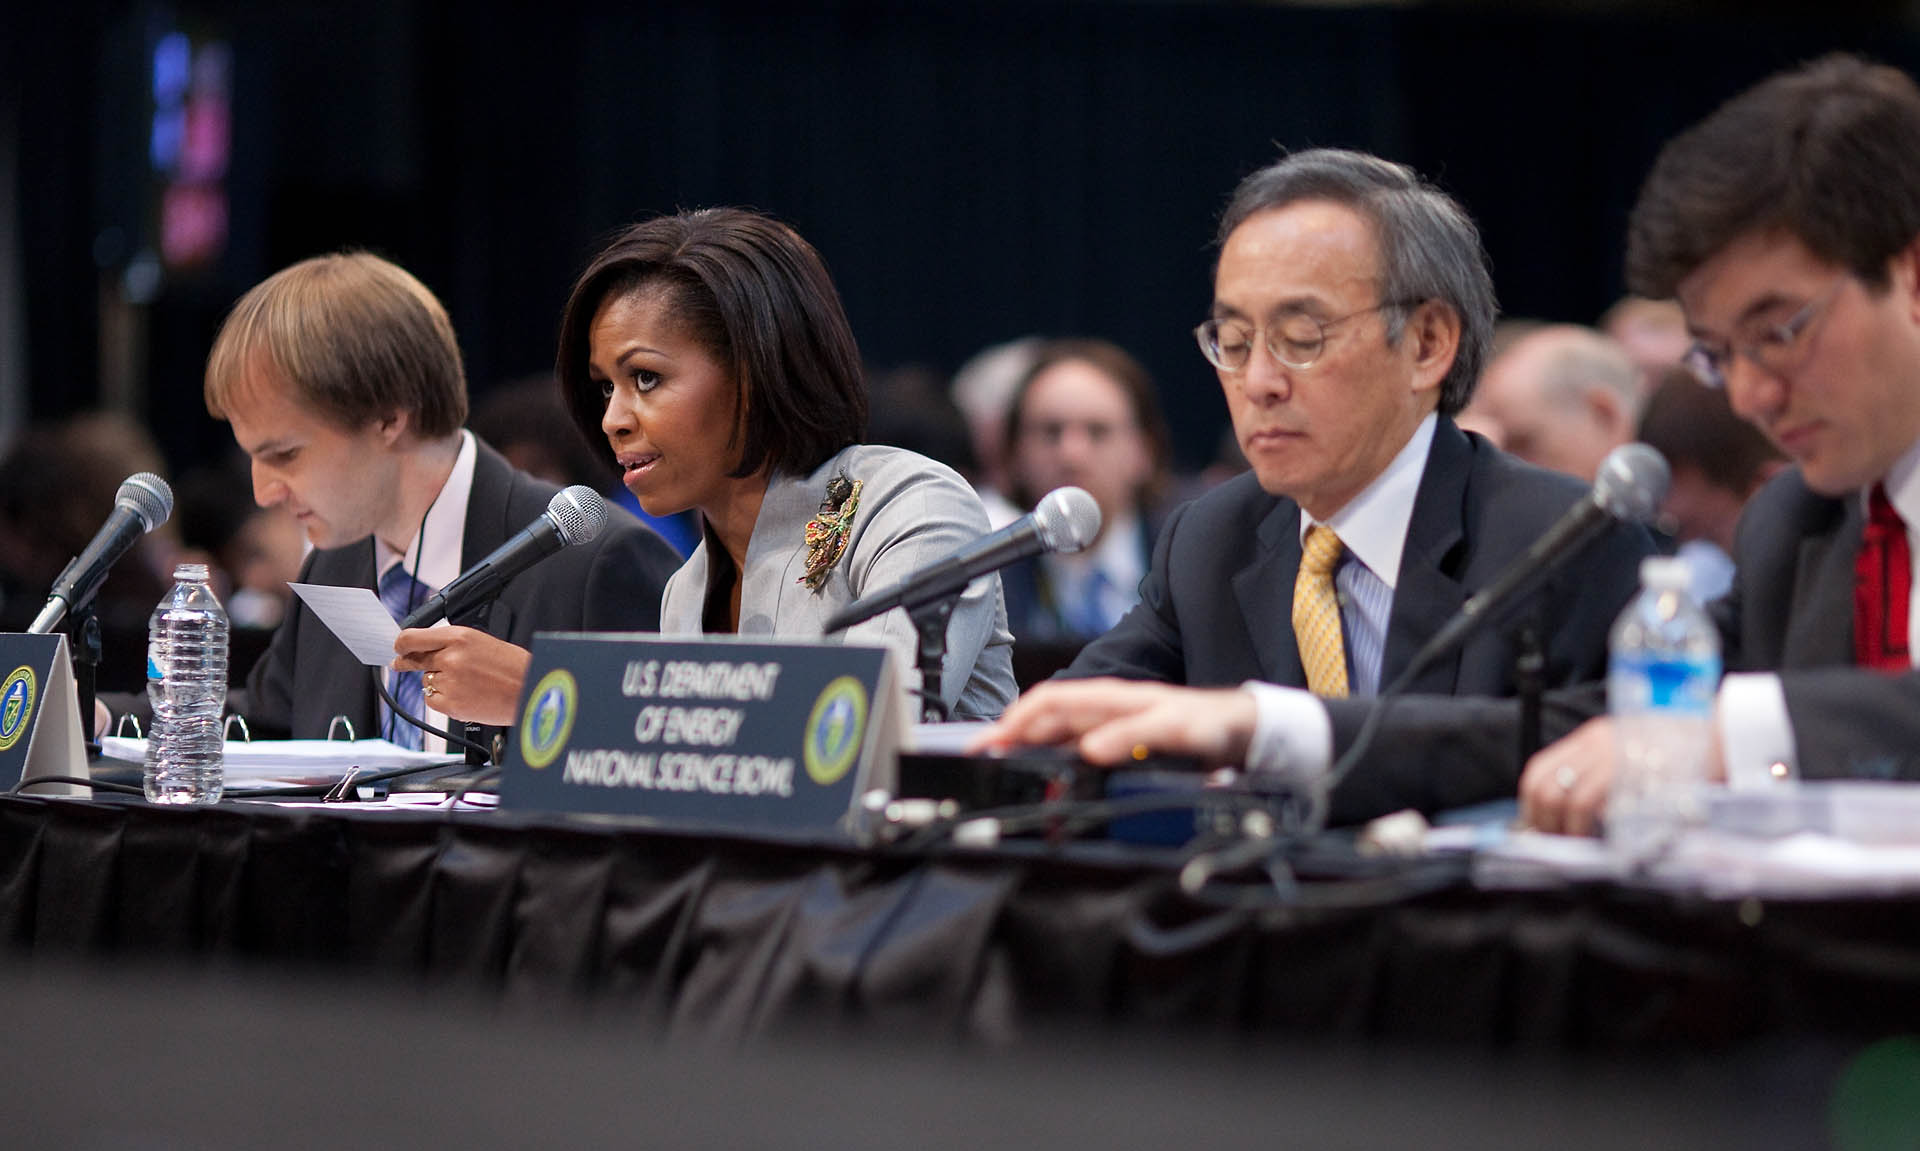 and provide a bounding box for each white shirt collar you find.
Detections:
[1298,411,1437,591]
[374,429,477,592]
[1876,435,1920,528]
